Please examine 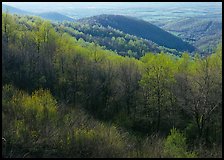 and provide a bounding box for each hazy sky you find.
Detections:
[3,2,222,22]
[3,2,222,10]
